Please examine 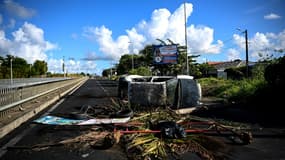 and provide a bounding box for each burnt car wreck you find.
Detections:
[118,75,202,109]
